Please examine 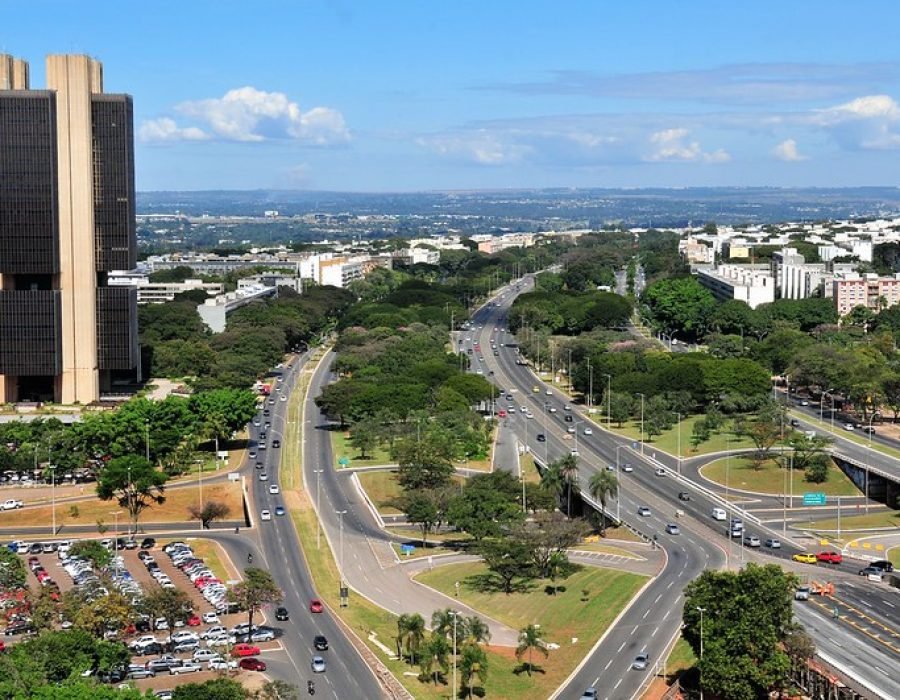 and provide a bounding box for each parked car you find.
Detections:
[146,656,182,673]
[169,661,202,675]
[126,665,156,680]
[869,560,894,572]
[231,643,261,657]
[239,657,267,671]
